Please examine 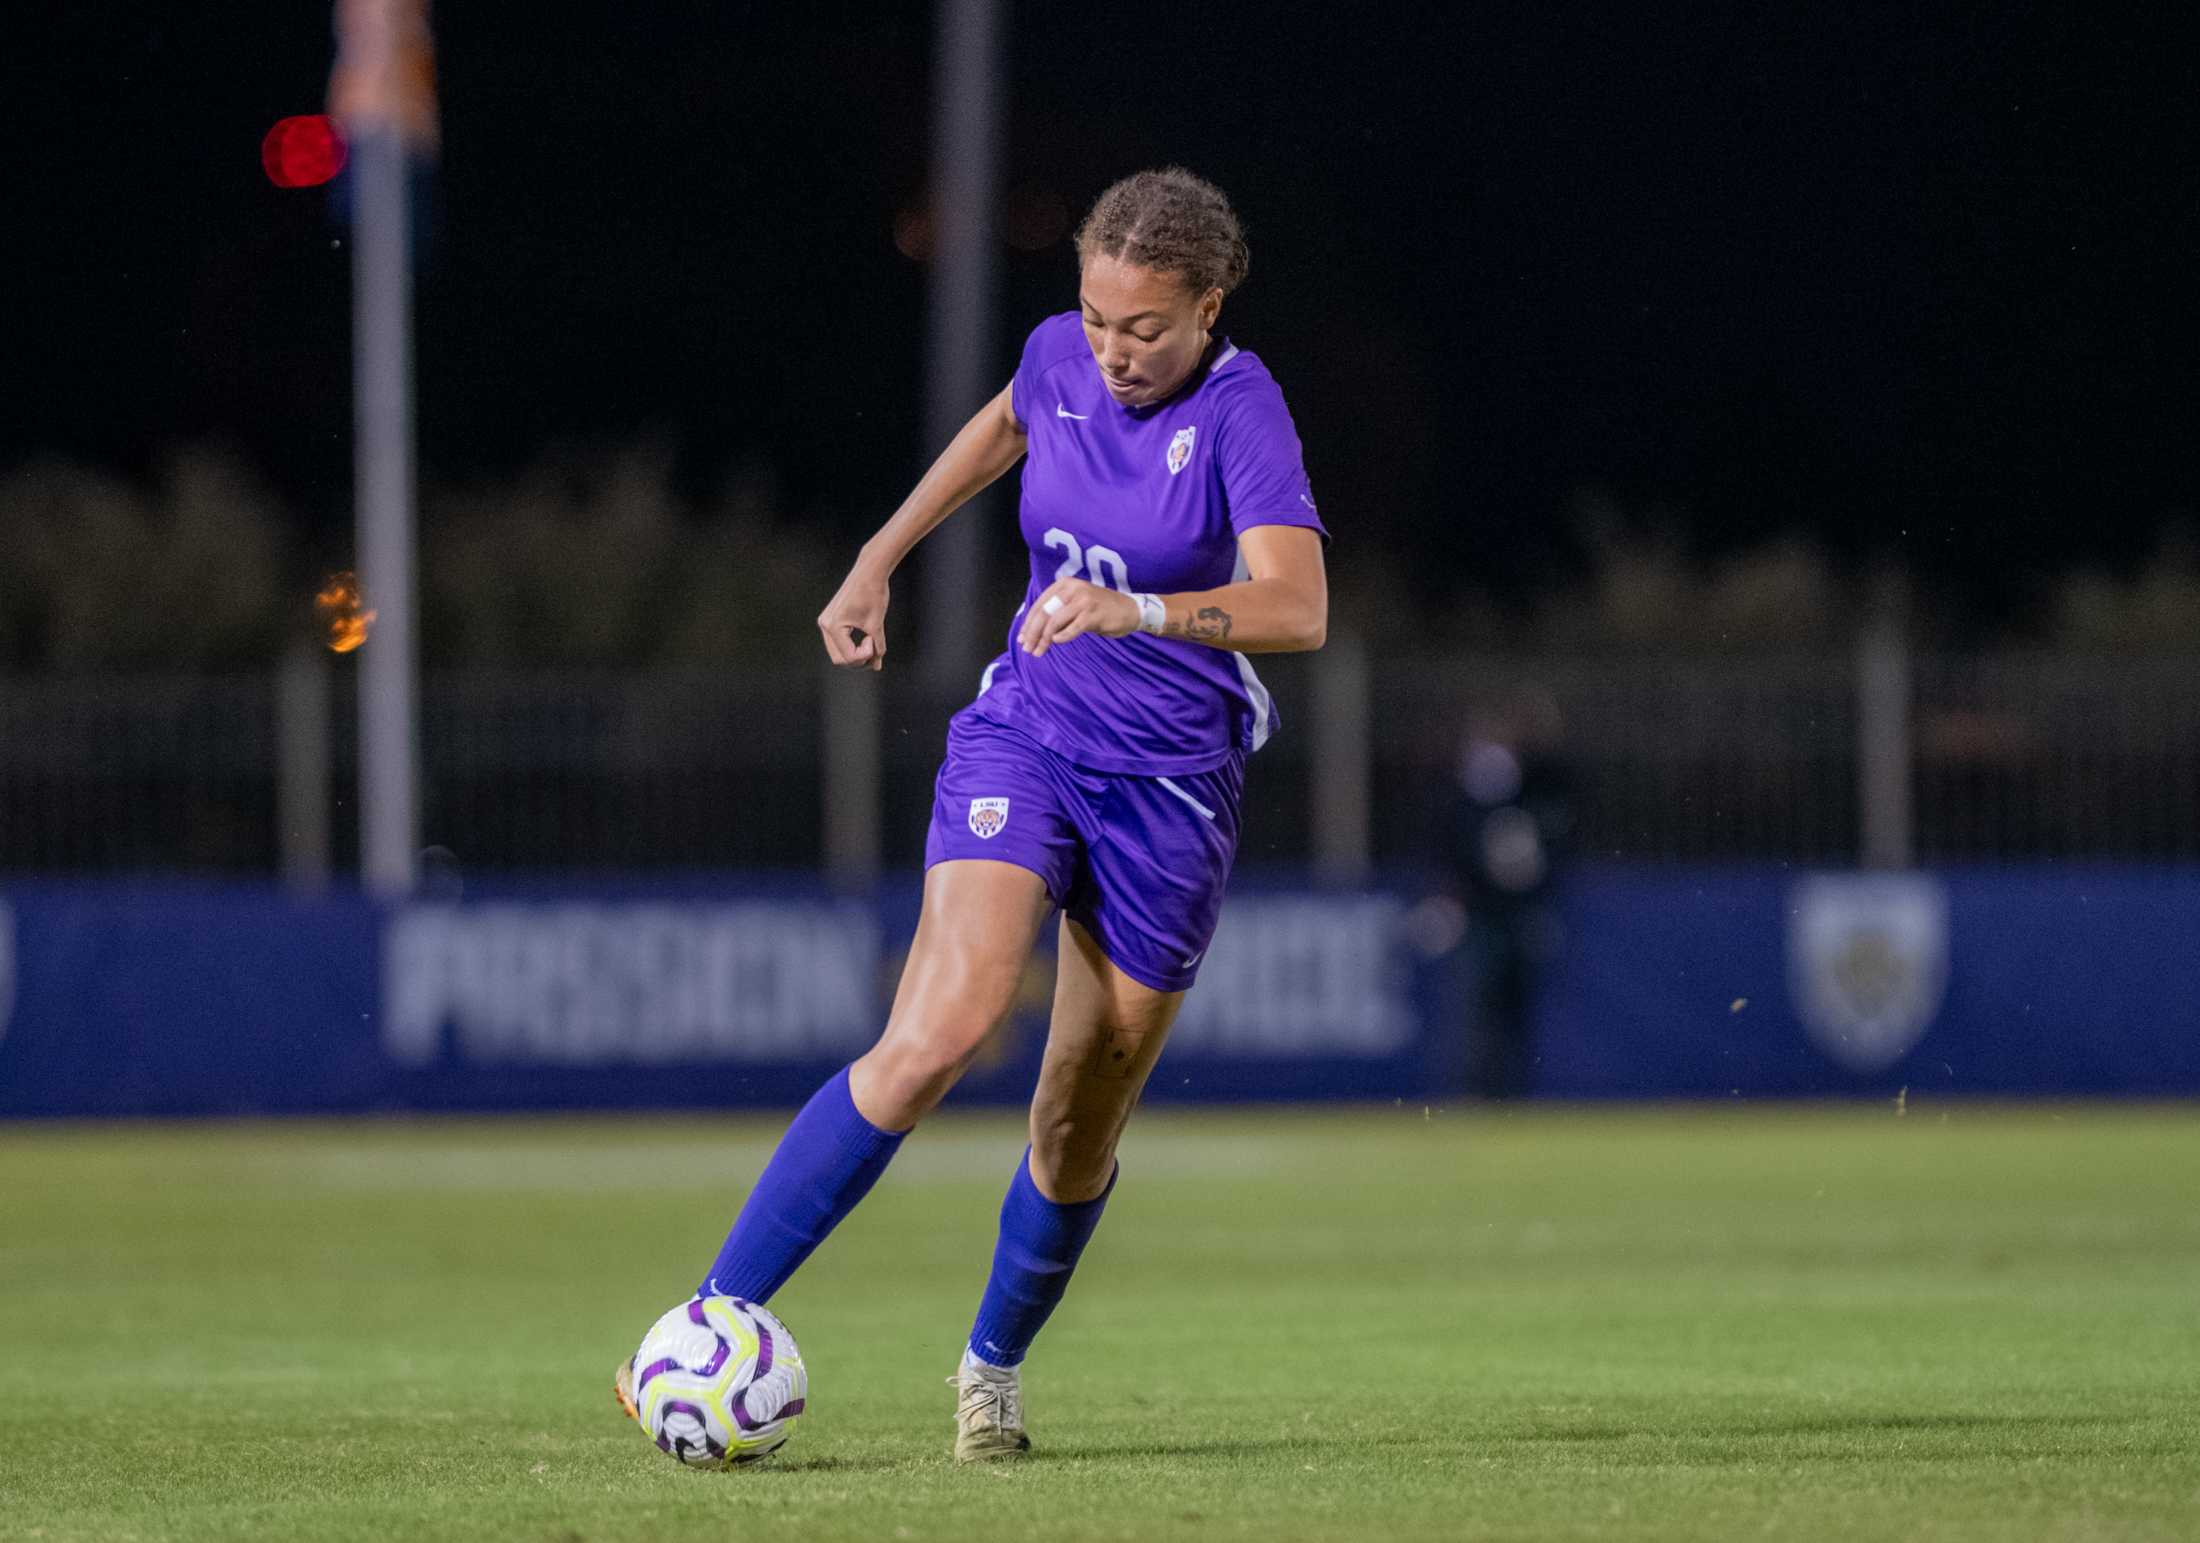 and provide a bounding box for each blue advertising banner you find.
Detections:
[0,882,385,1117]
[1530,866,2200,1098]
[1,867,2195,1116]
[0,879,1434,1117]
